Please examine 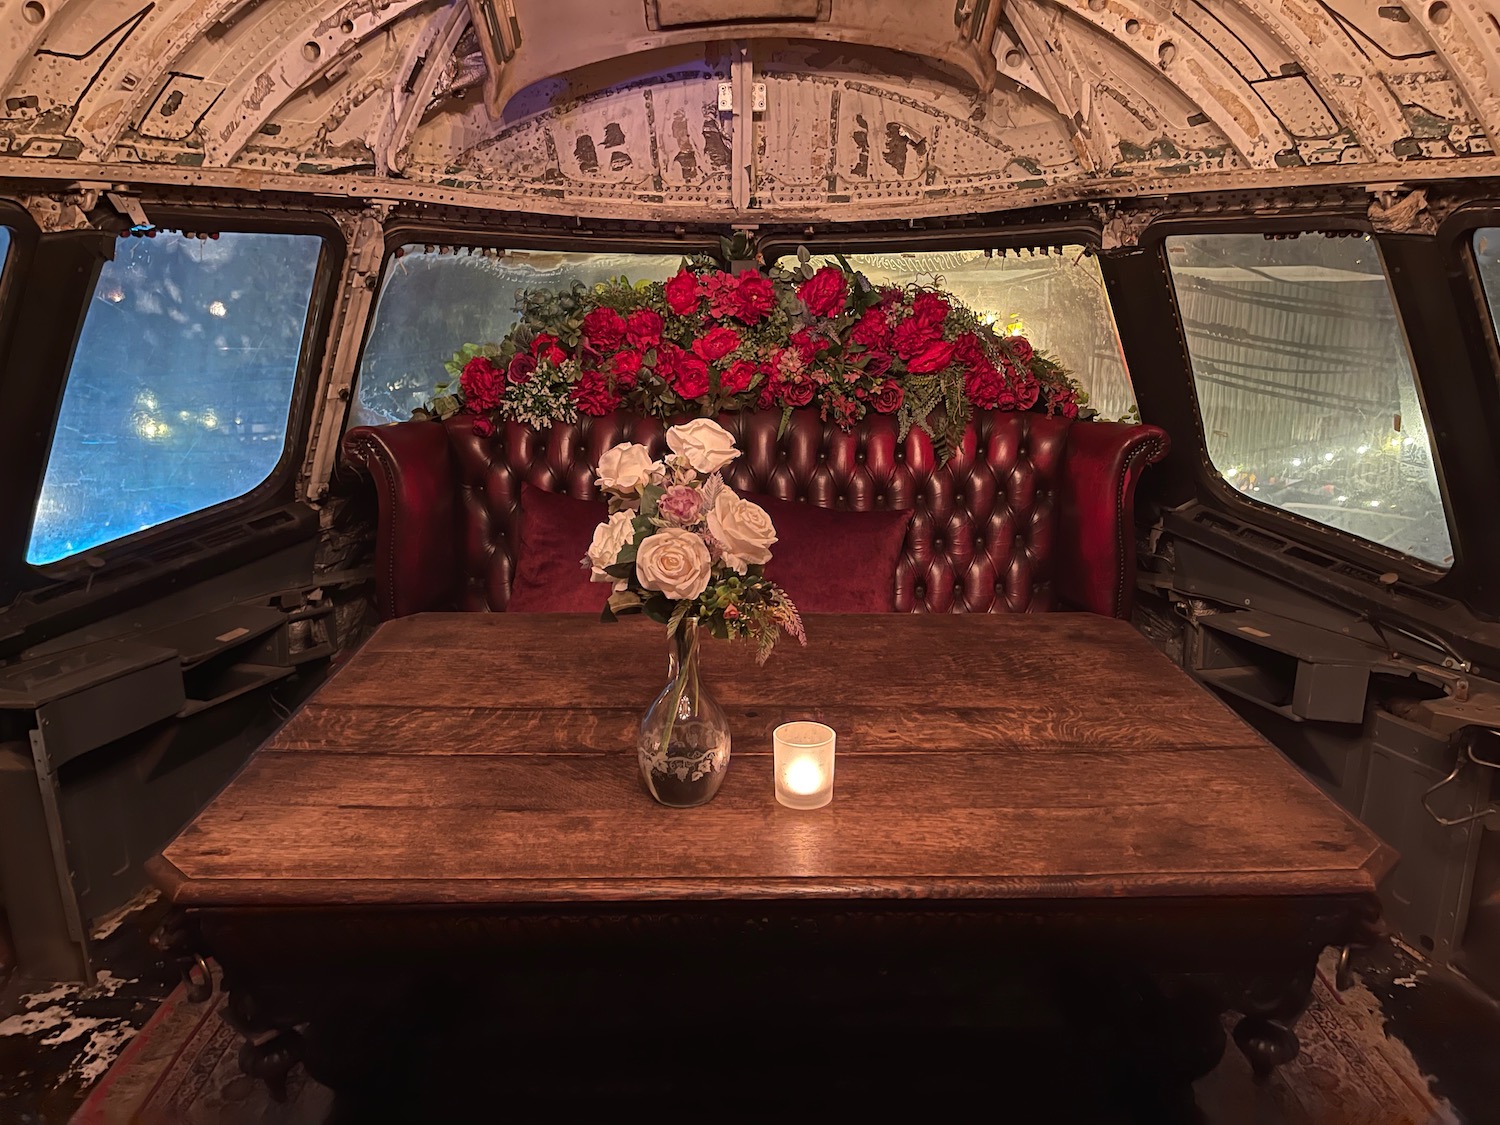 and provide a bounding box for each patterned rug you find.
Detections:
[69,952,1455,1125]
